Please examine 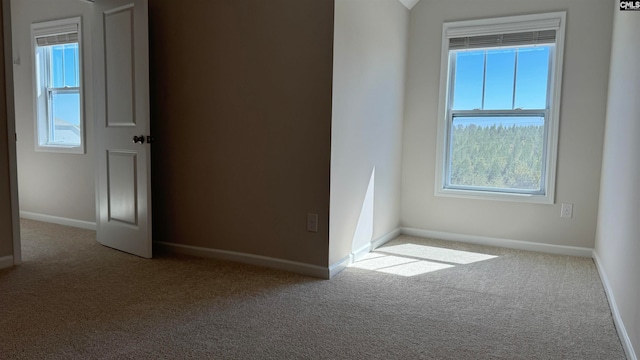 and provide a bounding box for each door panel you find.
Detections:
[104,6,135,127]
[107,151,138,226]
[94,0,151,258]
